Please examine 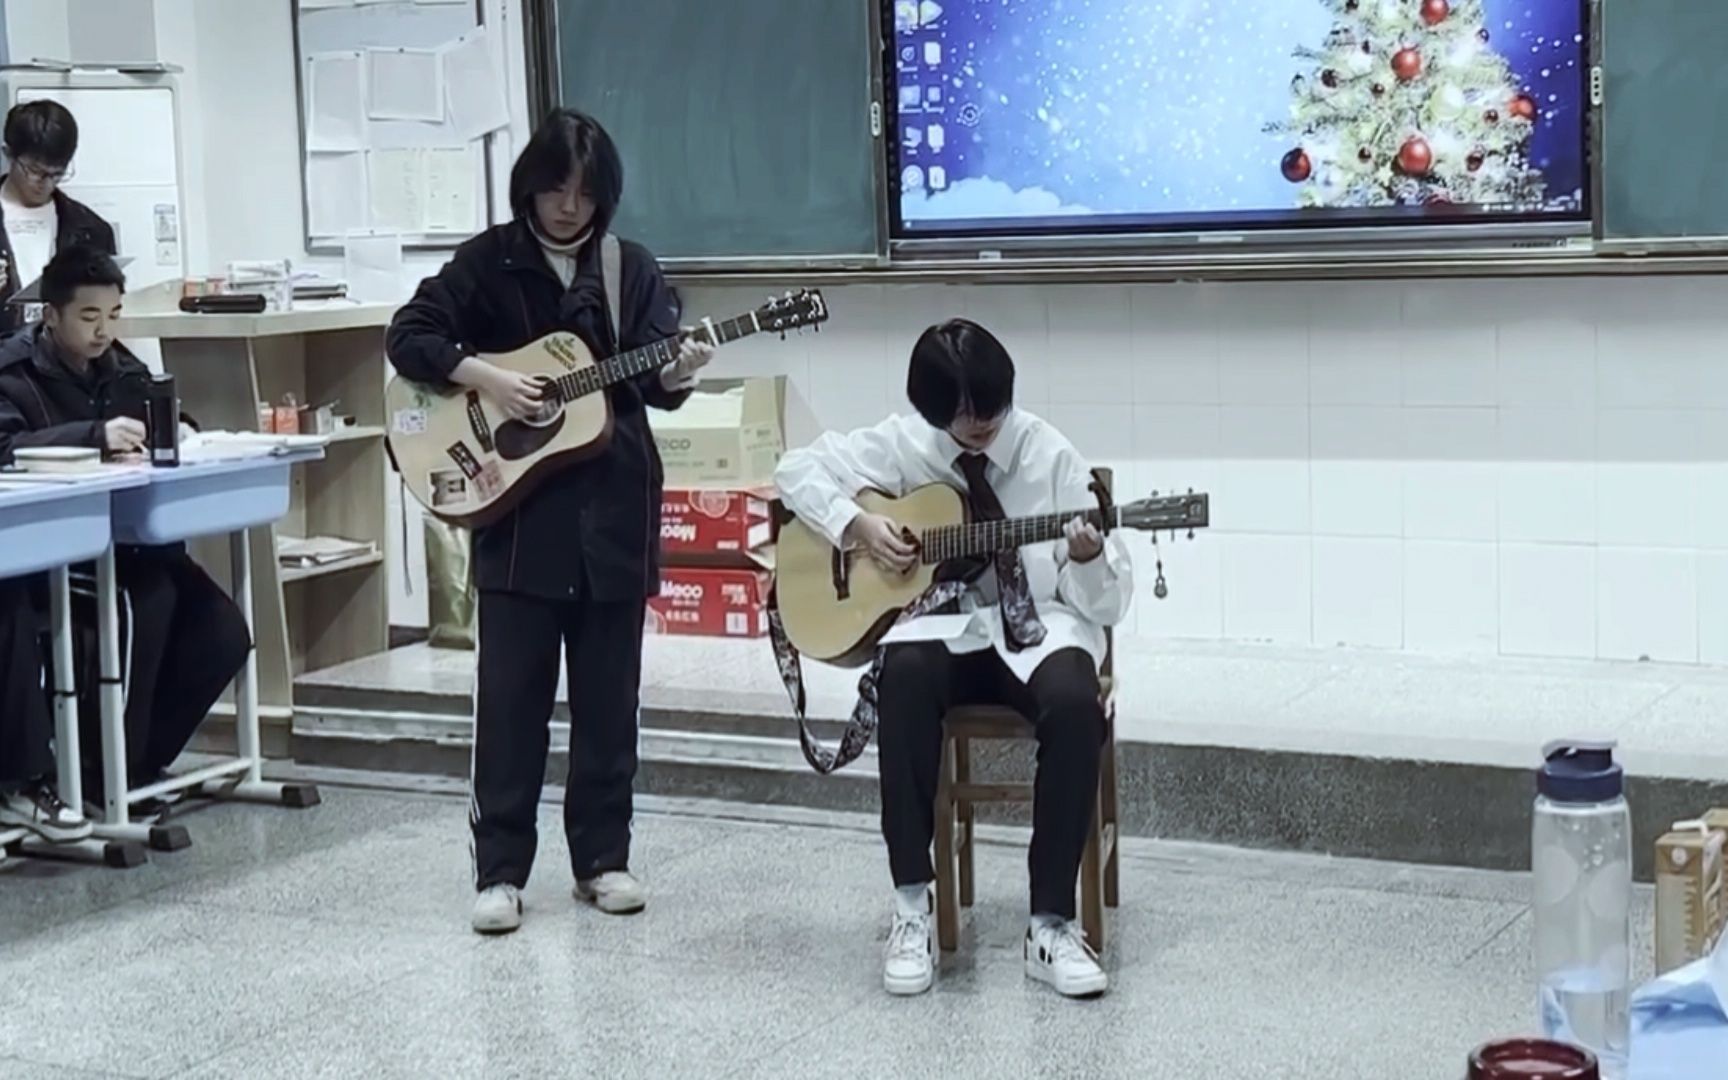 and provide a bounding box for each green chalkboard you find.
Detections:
[554,0,883,264]
[1599,0,1728,247]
